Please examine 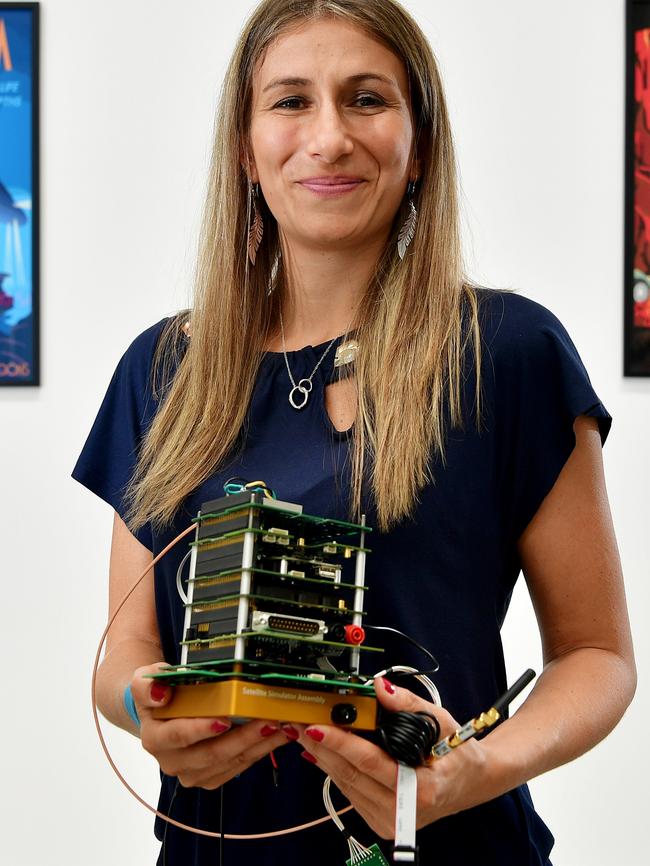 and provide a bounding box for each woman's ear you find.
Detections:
[240,145,258,185]
[411,128,429,183]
